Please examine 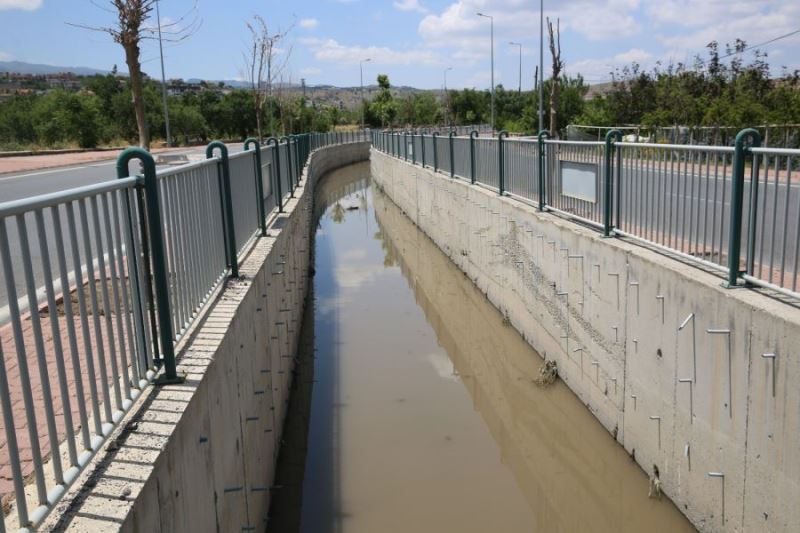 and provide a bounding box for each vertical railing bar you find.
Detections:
[6,214,59,495]
[0,338,29,527]
[110,191,141,389]
[89,196,124,413]
[768,154,780,282]
[66,202,104,434]
[50,205,92,450]
[780,157,792,287]
[33,208,79,467]
[101,192,132,401]
[169,174,191,333]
